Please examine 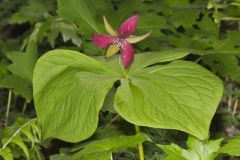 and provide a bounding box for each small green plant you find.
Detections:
[159,134,240,159]
[0,118,41,160]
